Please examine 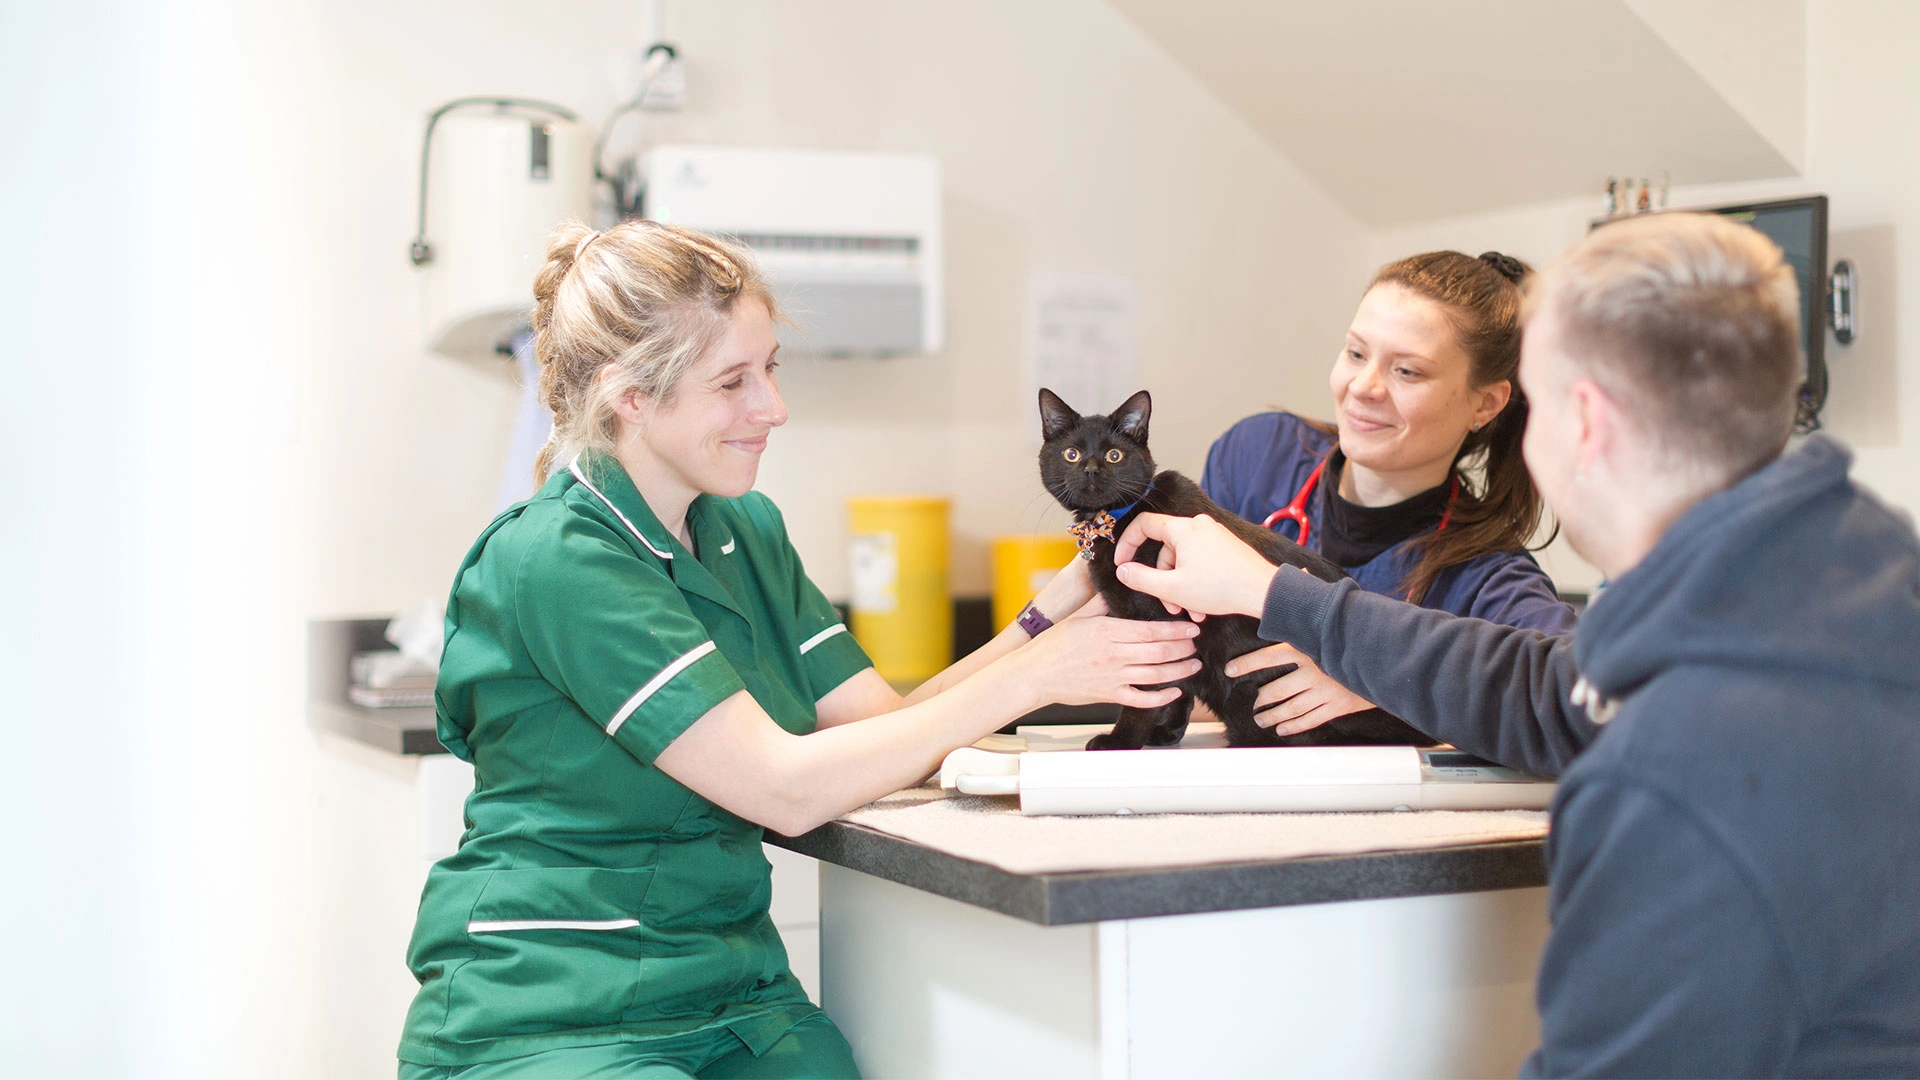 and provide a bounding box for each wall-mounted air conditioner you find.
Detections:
[642,145,943,356]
